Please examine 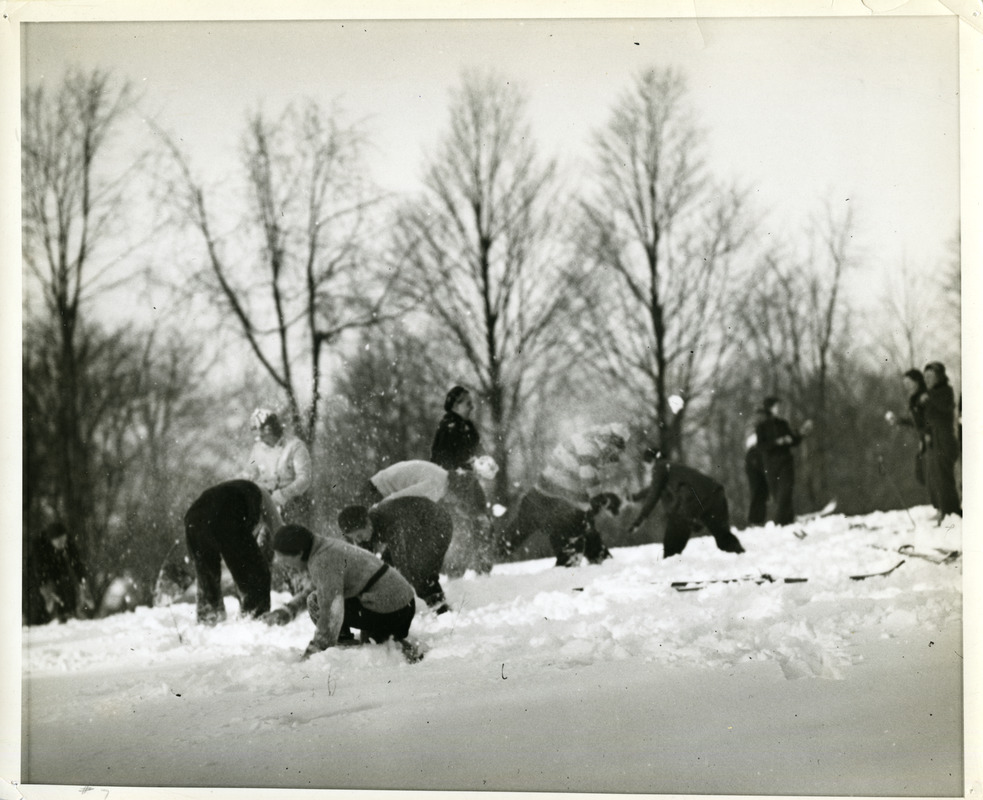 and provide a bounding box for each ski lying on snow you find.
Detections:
[871,544,961,565]
[795,499,837,522]
[669,559,906,592]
